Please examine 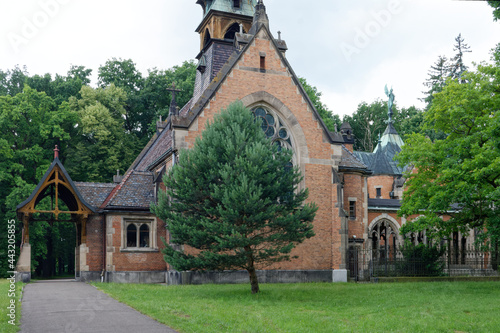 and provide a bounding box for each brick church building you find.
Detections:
[17,0,424,283]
